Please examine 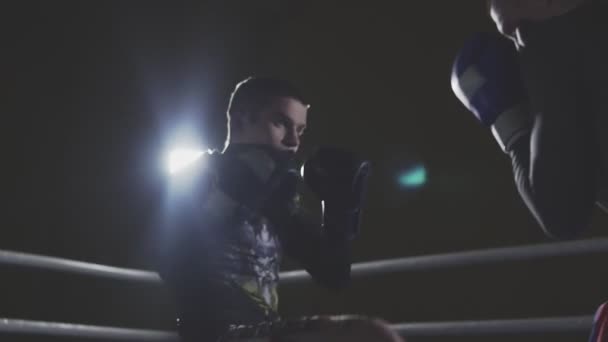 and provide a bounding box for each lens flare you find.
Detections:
[398,165,427,189]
